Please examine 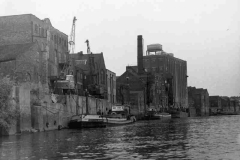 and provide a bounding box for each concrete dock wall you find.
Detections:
[2,91,114,135]
[19,86,31,132]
